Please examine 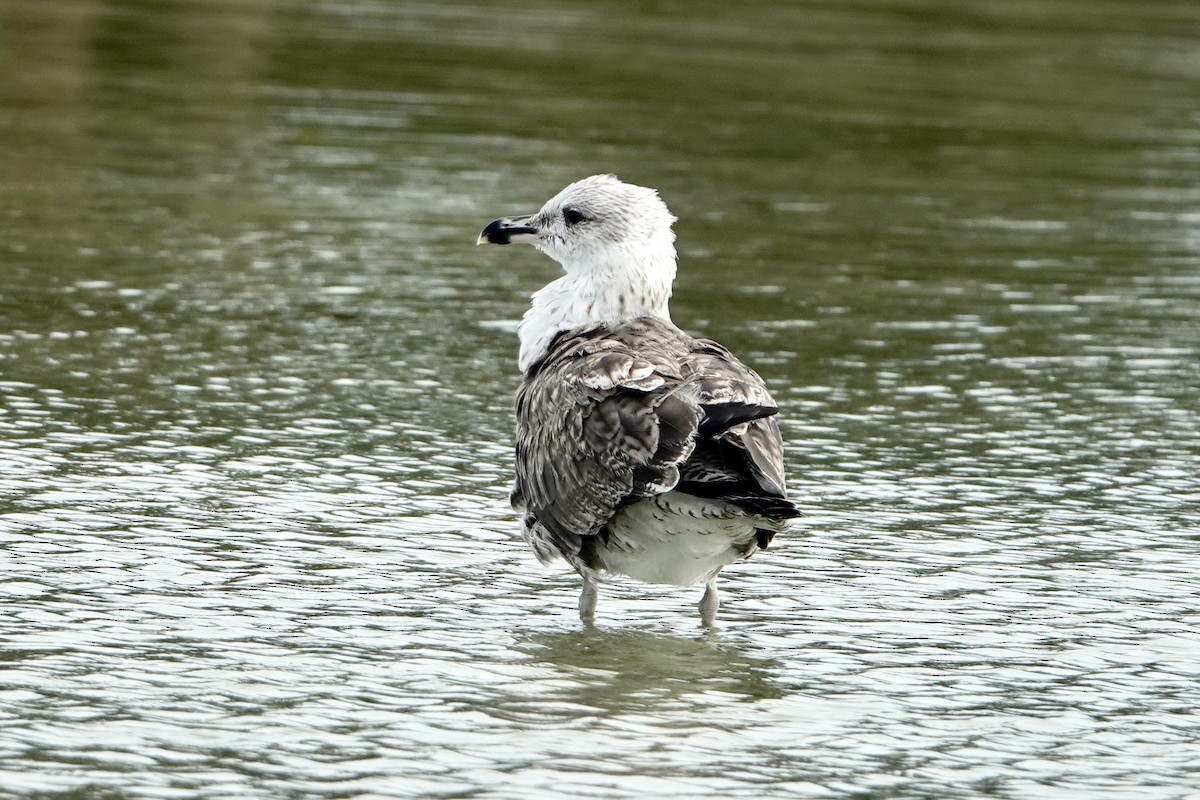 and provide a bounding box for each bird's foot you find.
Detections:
[579,577,598,624]
[699,581,719,627]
